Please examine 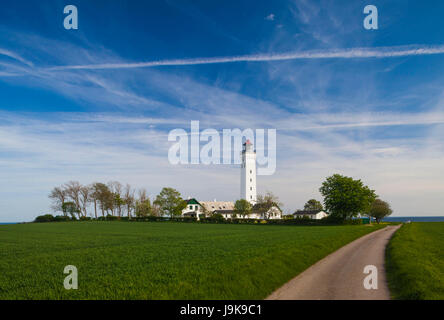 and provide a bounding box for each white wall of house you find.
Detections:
[314,211,328,219]
[293,211,328,220]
